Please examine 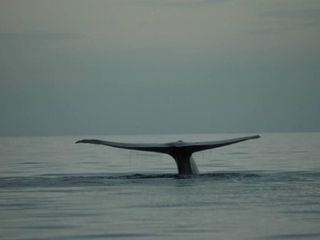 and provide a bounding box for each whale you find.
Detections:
[76,135,260,175]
